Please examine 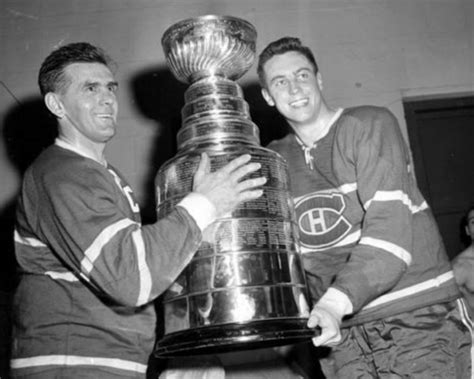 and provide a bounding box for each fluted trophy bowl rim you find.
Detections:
[161,14,257,83]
